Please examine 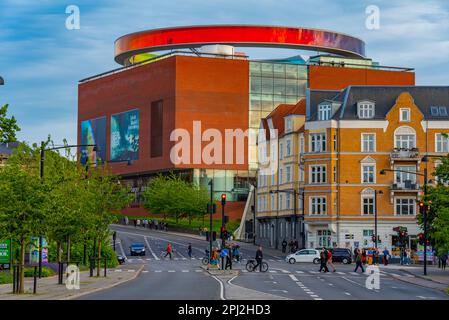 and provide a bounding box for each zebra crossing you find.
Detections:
[240,269,415,278]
